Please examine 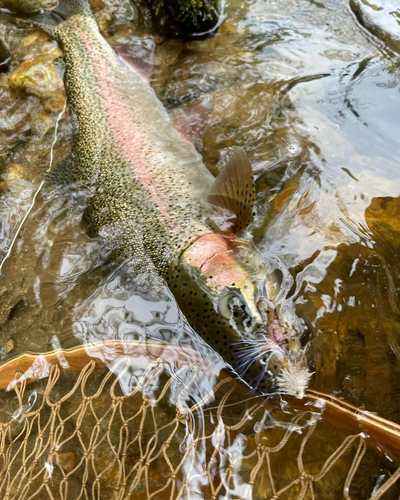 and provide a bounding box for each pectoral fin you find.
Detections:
[208,148,256,234]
